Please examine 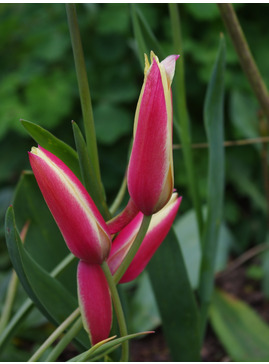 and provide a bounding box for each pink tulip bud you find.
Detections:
[127,52,179,215]
[29,146,111,264]
[107,192,181,283]
[77,261,112,345]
